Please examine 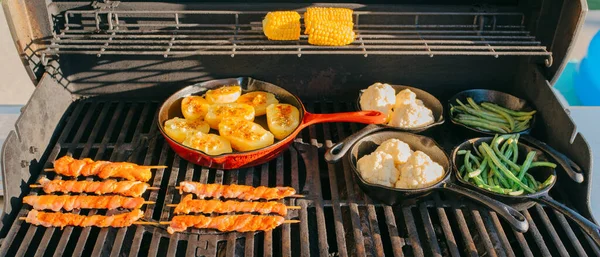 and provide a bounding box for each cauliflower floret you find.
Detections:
[388,89,434,128]
[395,151,444,189]
[375,138,413,165]
[357,151,399,187]
[359,83,396,118]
